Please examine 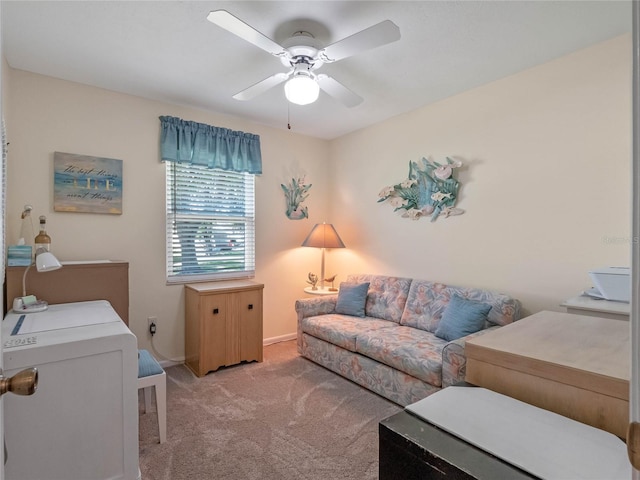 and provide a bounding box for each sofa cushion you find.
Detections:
[401,280,521,332]
[355,326,448,387]
[434,295,491,341]
[346,274,412,323]
[335,282,370,317]
[399,280,445,333]
[302,333,440,406]
[301,314,397,351]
